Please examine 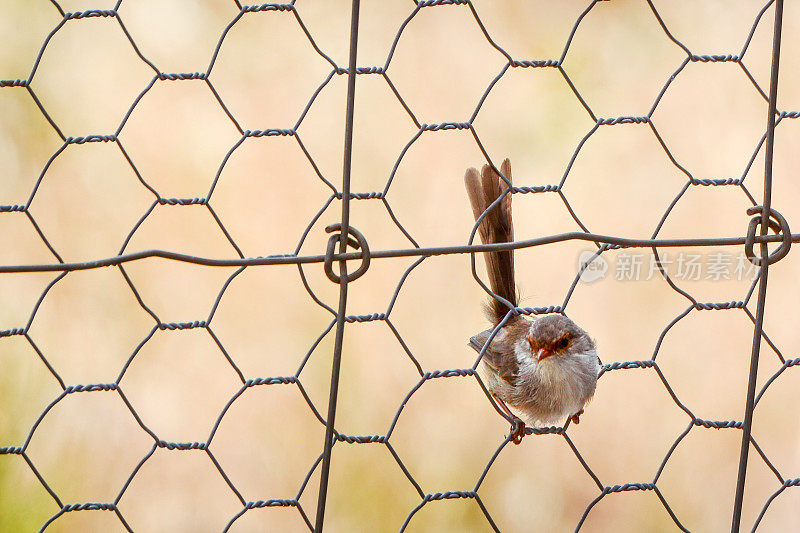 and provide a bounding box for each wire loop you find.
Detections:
[744,206,791,266]
[323,224,371,283]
